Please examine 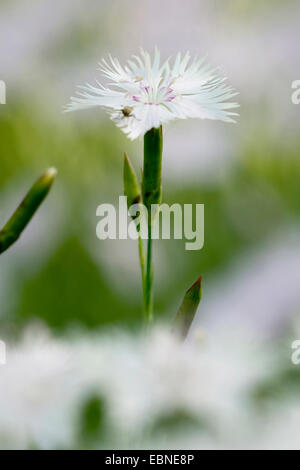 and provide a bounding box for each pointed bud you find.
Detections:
[123,152,141,212]
[173,276,202,340]
[0,167,57,255]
